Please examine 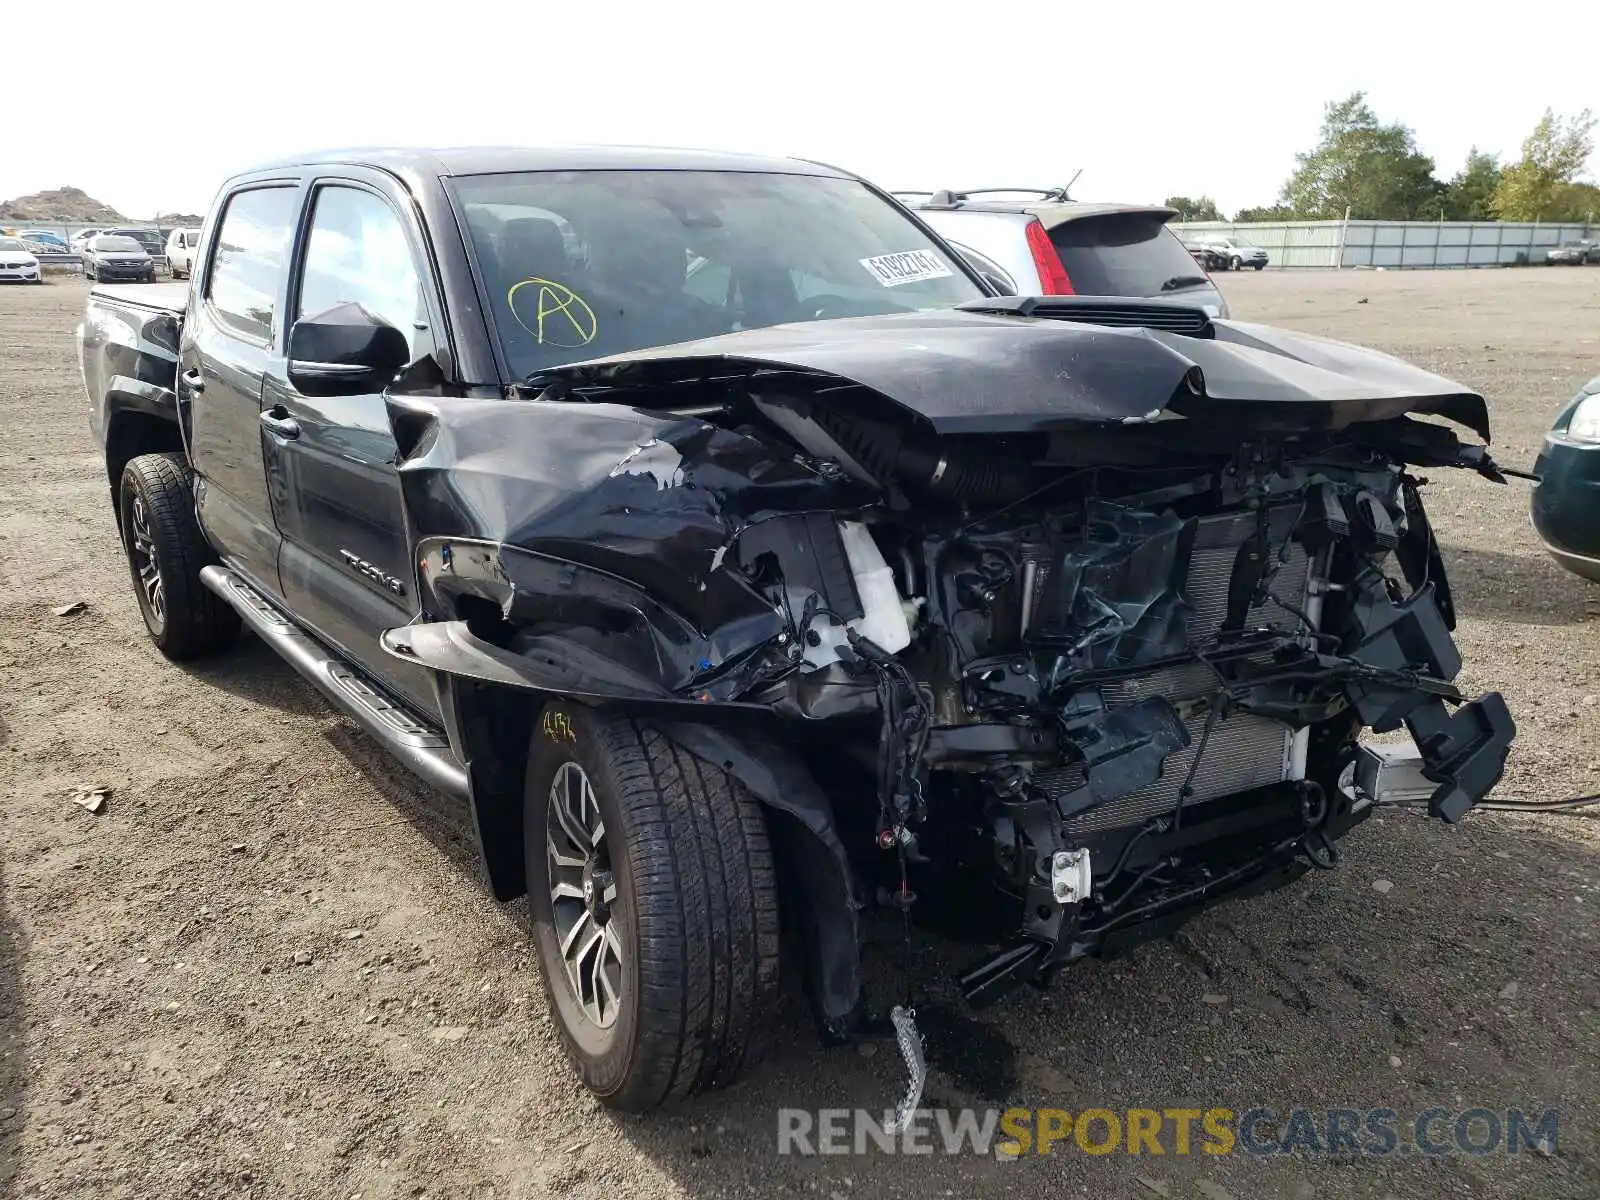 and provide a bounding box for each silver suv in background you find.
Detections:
[1192,234,1269,271]
[895,187,1228,317]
